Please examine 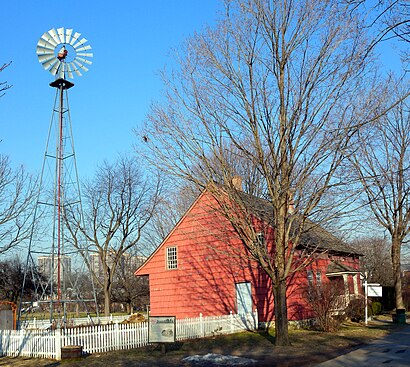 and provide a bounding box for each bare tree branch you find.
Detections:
[65,156,162,315]
[0,155,36,255]
[0,62,12,98]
